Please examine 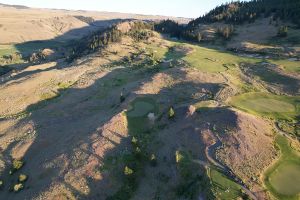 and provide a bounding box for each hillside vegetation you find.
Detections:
[0,0,299,200]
